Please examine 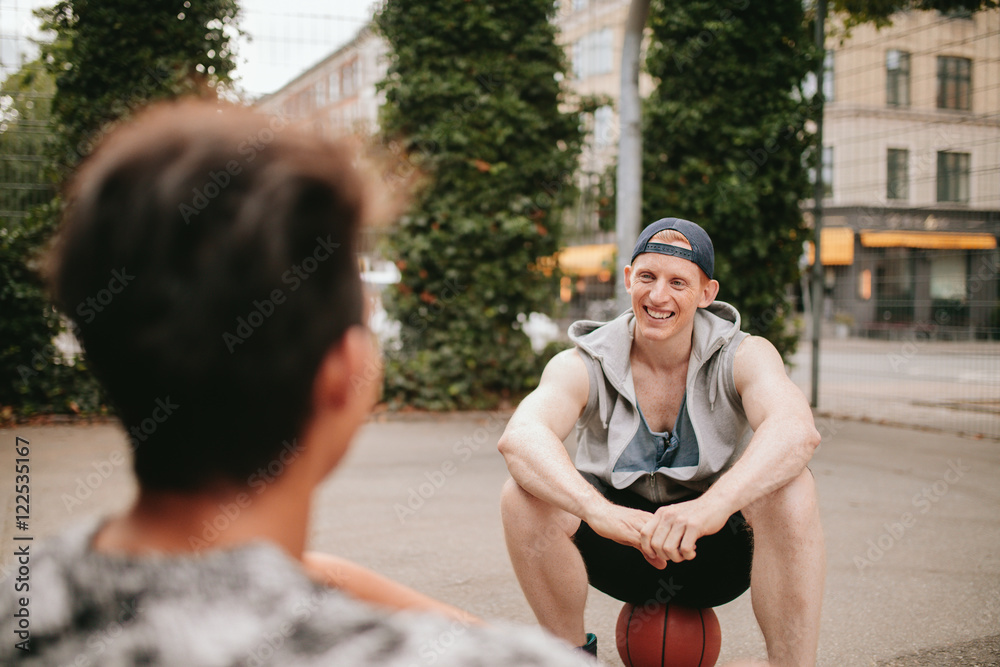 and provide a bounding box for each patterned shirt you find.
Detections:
[1,520,593,666]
